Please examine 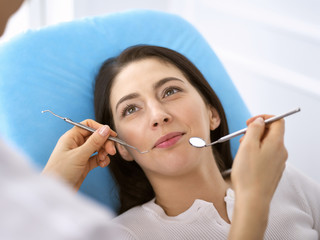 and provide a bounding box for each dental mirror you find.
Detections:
[189,107,301,148]
[189,137,207,148]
